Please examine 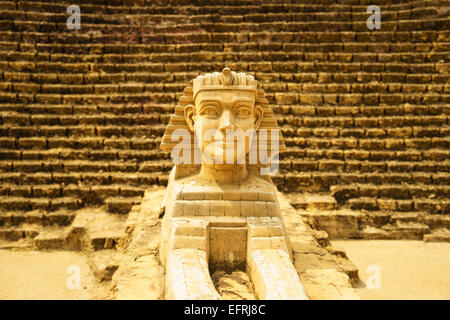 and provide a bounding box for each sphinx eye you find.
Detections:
[235,107,252,118]
[200,107,219,118]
